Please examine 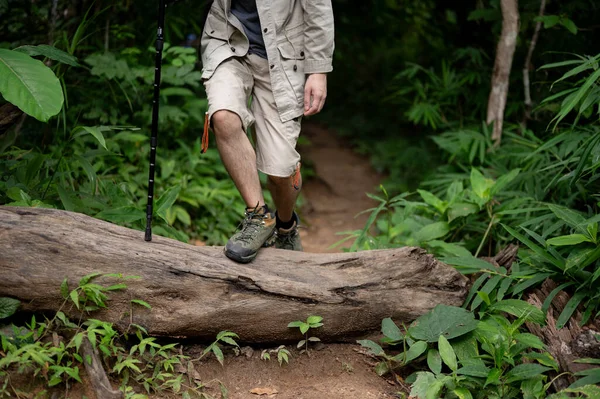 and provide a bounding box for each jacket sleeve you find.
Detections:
[300,0,335,74]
